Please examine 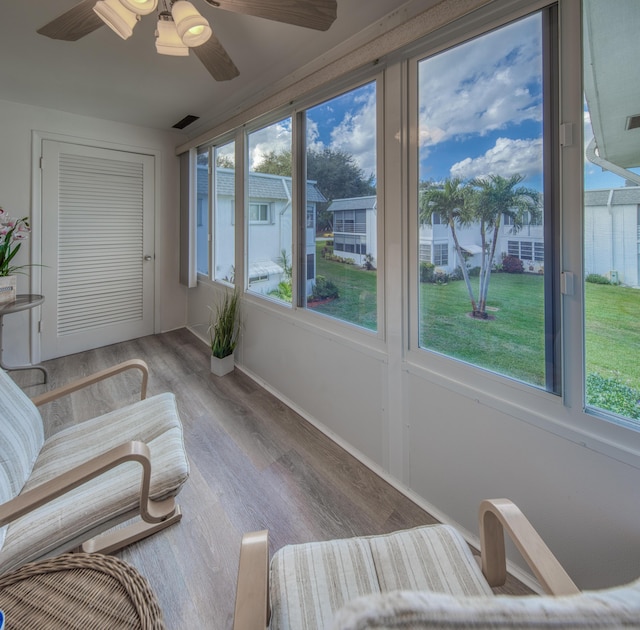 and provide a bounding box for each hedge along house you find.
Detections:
[197,165,326,297]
